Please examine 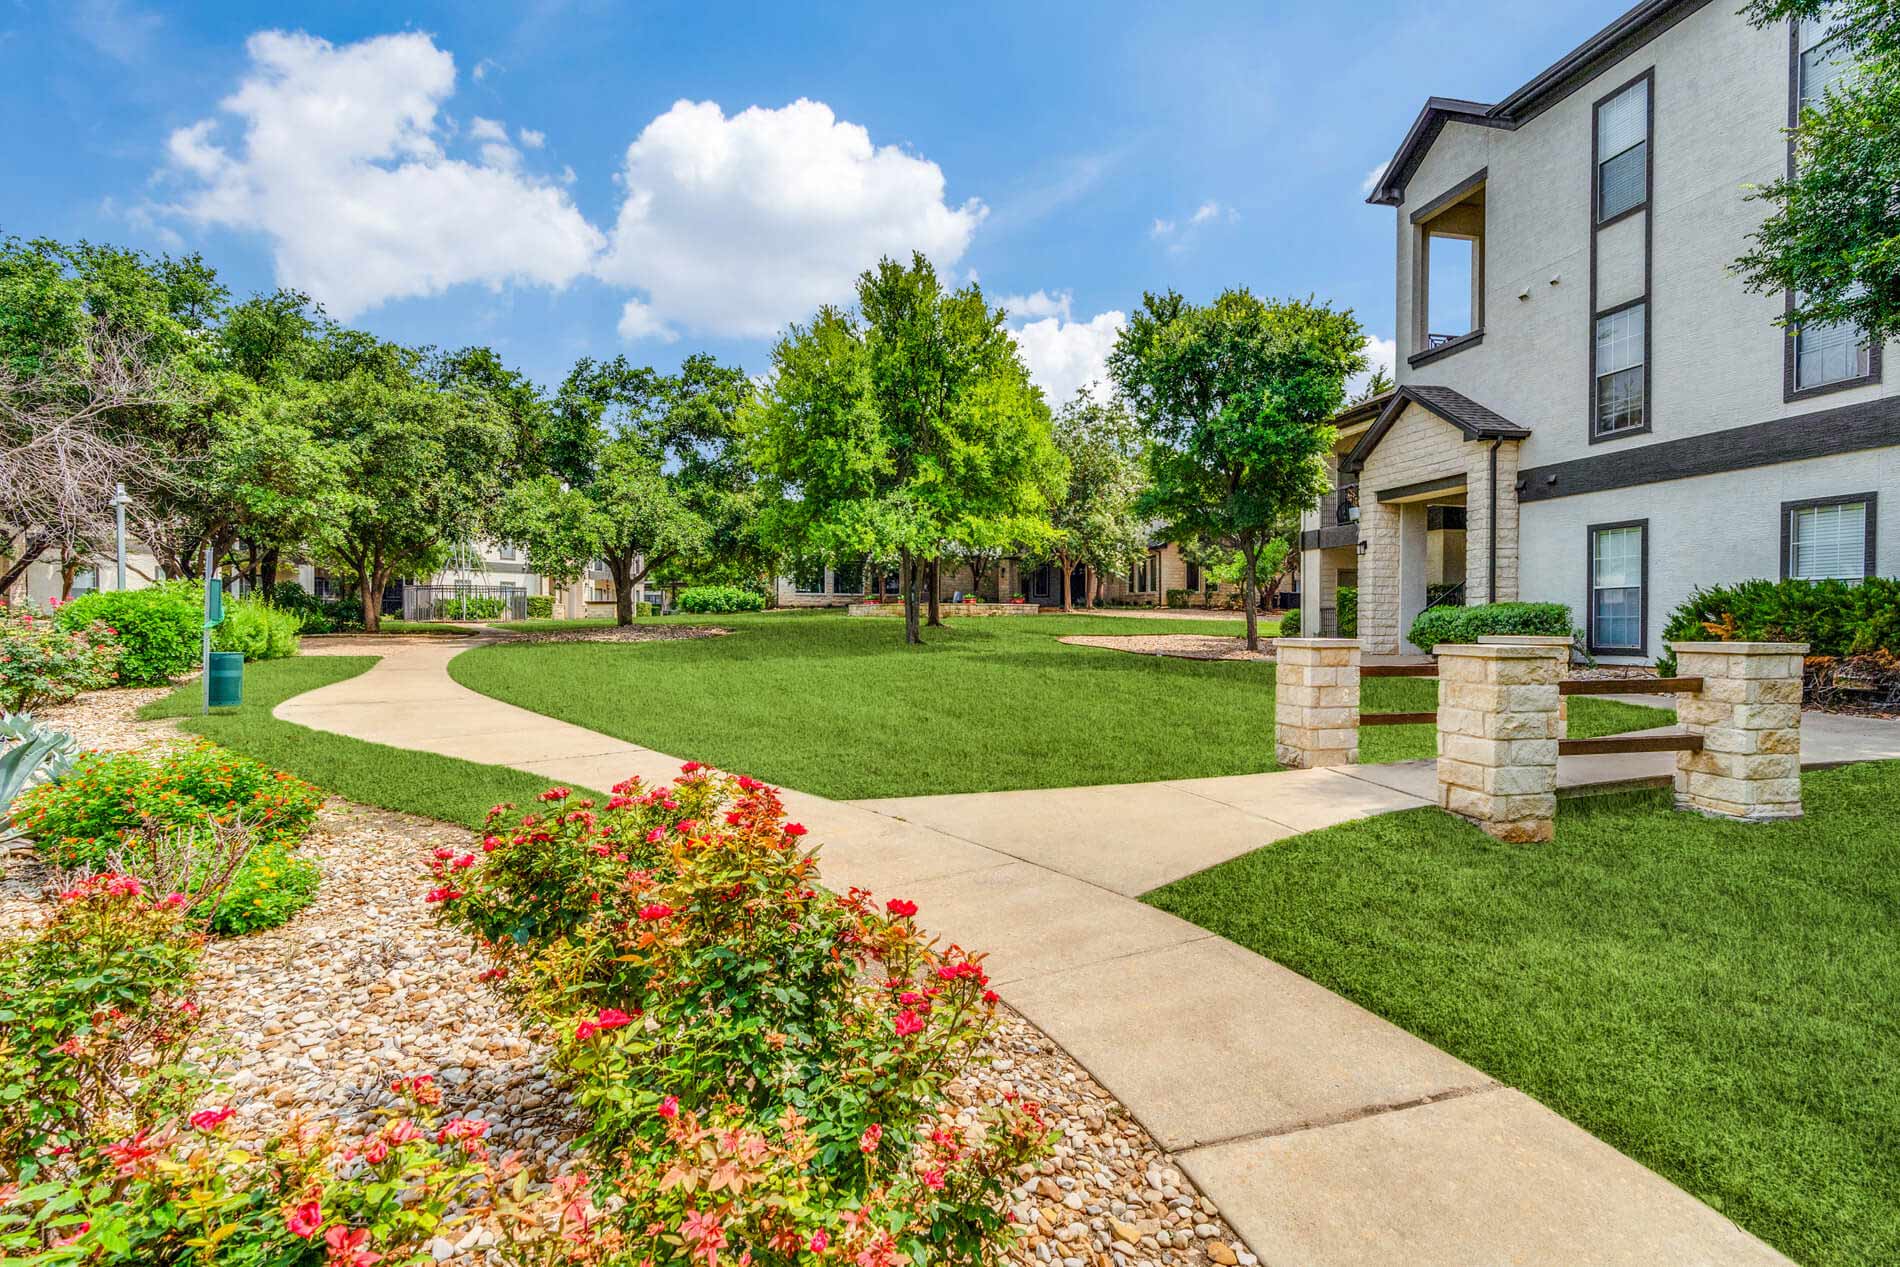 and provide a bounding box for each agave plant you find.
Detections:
[0,712,79,846]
